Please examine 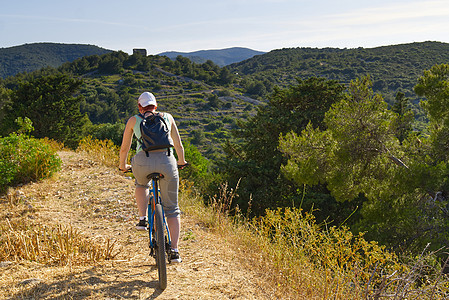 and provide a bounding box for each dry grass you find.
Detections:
[1,218,119,266]
[76,136,120,168]
[1,186,120,267]
[40,137,65,151]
